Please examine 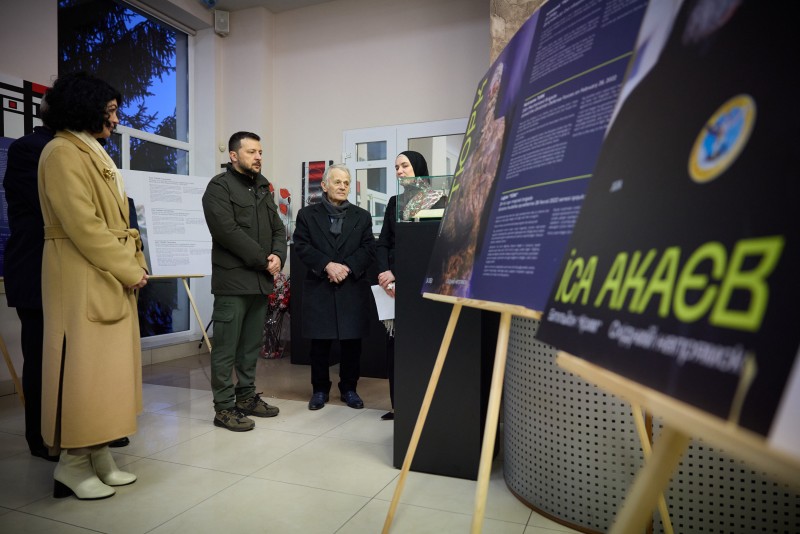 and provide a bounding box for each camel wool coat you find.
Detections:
[38,131,148,449]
